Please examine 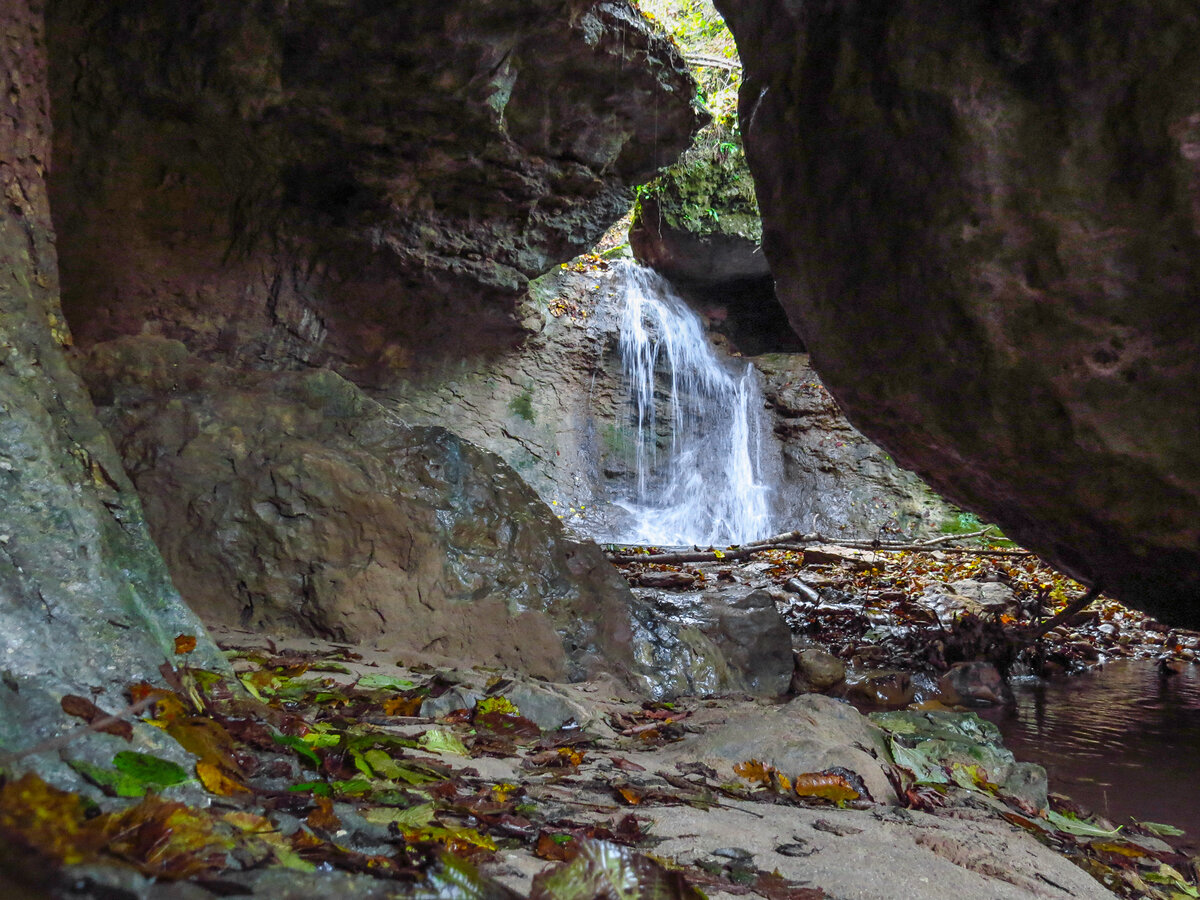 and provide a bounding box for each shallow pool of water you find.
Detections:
[979,659,1200,845]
